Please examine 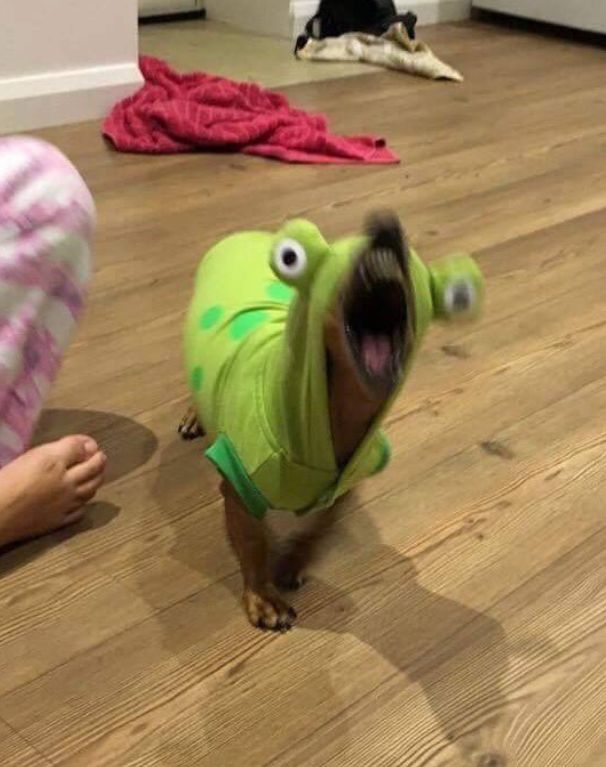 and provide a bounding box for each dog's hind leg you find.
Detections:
[178,404,206,441]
